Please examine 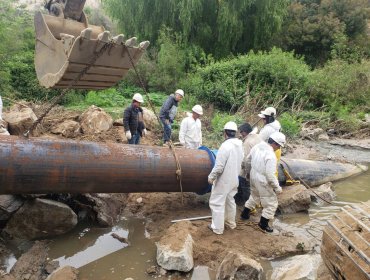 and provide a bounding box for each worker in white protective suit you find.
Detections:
[208,121,243,235]
[258,106,282,177]
[240,131,286,233]
[0,96,9,136]
[258,107,281,142]
[179,105,203,149]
